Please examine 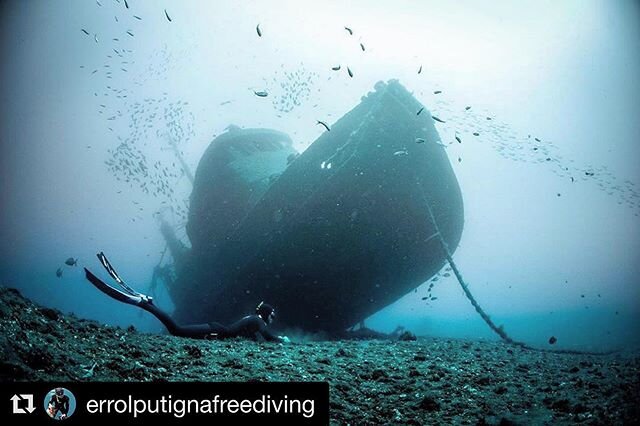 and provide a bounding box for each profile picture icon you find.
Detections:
[44,387,76,420]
